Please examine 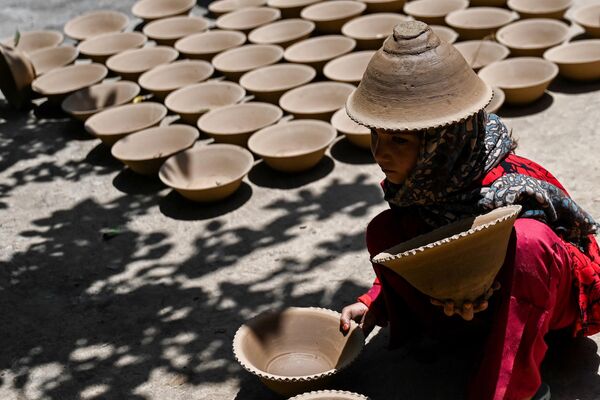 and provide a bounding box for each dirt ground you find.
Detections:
[1,1,599,399]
